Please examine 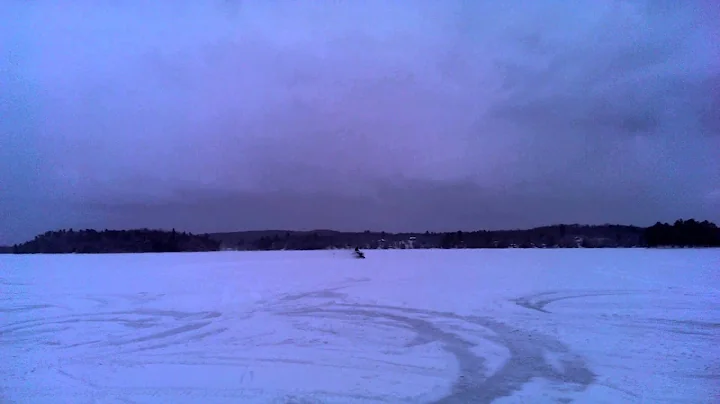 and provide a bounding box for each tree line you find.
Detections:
[9,228,220,254]
[644,219,719,247]
[4,219,716,254]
